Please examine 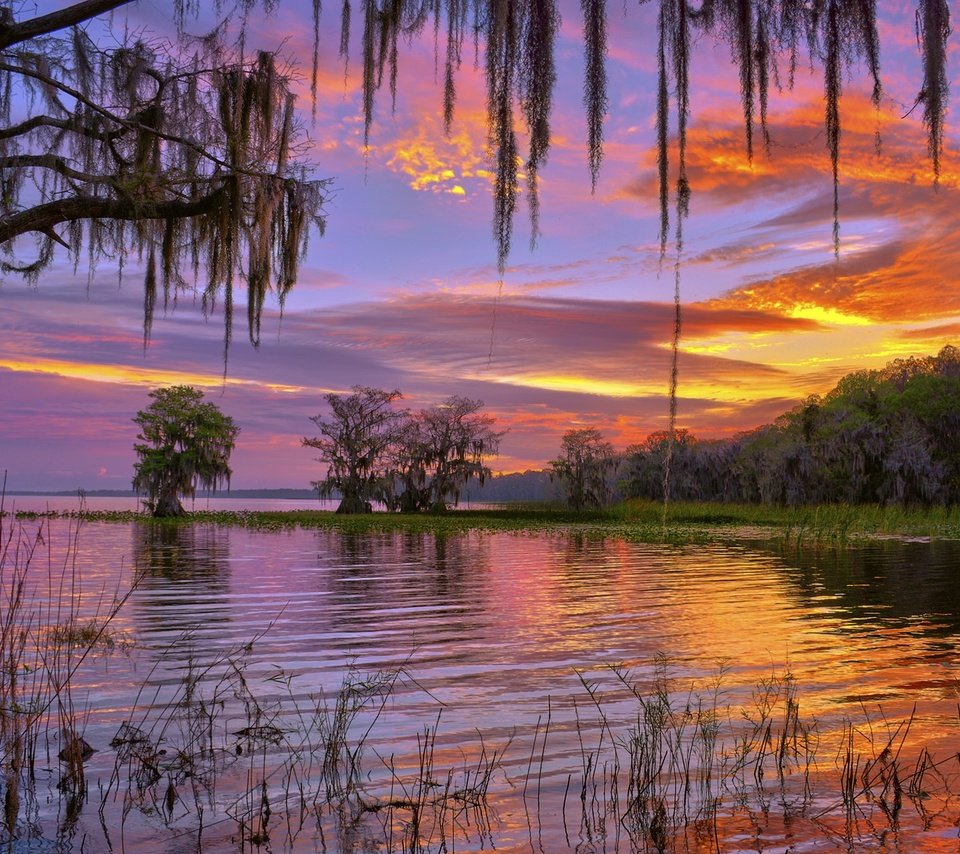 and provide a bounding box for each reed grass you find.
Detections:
[0,498,137,842]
